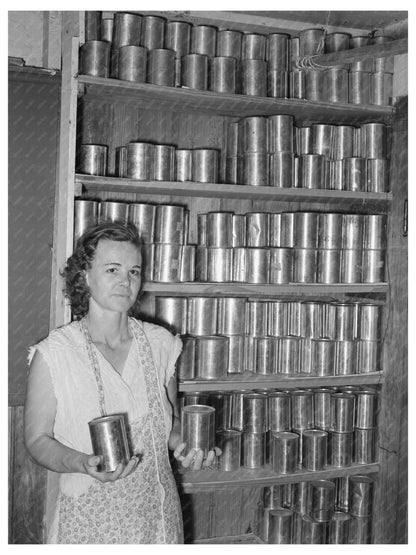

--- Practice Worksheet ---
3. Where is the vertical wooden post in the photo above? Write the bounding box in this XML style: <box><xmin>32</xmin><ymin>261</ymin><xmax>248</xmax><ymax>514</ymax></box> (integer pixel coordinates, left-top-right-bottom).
<box><xmin>49</xmin><ymin>12</ymin><xmax>80</xmax><ymax>329</ymax></box>
<box><xmin>372</xmin><ymin>97</ymin><xmax>408</xmax><ymax>543</ymax></box>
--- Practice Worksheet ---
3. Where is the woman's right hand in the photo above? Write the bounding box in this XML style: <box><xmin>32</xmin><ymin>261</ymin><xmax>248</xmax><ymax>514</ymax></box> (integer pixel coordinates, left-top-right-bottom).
<box><xmin>82</xmin><ymin>455</ymin><xmax>139</xmax><ymax>483</ymax></box>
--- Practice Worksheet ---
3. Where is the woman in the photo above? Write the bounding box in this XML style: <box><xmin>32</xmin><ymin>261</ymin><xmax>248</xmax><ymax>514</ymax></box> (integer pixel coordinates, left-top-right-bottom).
<box><xmin>24</xmin><ymin>222</ymin><xmax>216</xmax><ymax>544</ymax></box>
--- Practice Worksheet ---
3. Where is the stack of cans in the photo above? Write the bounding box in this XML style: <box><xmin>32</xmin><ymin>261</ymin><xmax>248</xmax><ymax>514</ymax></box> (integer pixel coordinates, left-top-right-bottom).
<box><xmin>253</xmin><ymin>474</ymin><xmax>375</xmax><ymax>543</ymax></box>
<box><xmin>74</xmin><ymin>200</ymin><xmax>195</xmax><ymax>282</ymax></box>
<box><xmin>195</xmin><ymin>210</ymin><xmax>387</xmax><ymax>284</ymax></box>
<box><xmin>178</xmin><ymin>386</ymin><xmax>379</xmax><ymax>471</ymax></box>
<box><xmin>79</xmin><ymin>13</ymin><xmax>395</xmax><ymax>105</ymax></box>
<box><xmin>113</xmin><ymin>141</ymin><xmax>220</xmax><ymax>184</ymax></box>
<box><xmin>154</xmin><ymin>296</ymin><xmax>383</xmax><ymax>377</ymax></box>
<box><xmin>224</xmin><ymin>118</ymin><xmax>389</xmax><ymax>191</ymax></box>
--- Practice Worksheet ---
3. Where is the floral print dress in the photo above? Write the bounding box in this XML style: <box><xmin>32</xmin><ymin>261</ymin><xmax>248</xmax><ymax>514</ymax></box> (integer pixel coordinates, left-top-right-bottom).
<box><xmin>28</xmin><ymin>318</ymin><xmax>183</xmax><ymax>544</ymax></box>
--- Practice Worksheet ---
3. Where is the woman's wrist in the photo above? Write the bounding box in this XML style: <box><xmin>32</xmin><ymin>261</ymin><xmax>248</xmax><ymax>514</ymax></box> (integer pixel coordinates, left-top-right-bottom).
<box><xmin>168</xmin><ymin>431</ymin><xmax>182</xmax><ymax>451</ymax></box>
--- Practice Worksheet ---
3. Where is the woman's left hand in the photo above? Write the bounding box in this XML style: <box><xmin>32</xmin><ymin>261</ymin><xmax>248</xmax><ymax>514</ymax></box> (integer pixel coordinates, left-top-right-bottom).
<box><xmin>173</xmin><ymin>442</ymin><xmax>221</xmax><ymax>470</ymax></box>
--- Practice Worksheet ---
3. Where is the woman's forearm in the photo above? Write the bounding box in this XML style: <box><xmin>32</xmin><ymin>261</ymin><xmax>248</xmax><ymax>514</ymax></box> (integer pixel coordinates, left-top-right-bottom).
<box><xmin>168</xmin><ymin>416</ymin><xmax>182</xmax><ymax>451</ymax></box>
<box><xmin>26</xmin><ymin>433</ymin><xmax>89</xmax><ymax>474</ymax></box>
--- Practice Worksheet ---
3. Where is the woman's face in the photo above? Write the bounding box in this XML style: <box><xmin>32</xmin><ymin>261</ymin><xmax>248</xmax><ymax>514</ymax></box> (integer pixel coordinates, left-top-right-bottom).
<box><xmin>85</xmin><ymin>239</ymin><xmax>142</xmax><ymax>315</ymax></box>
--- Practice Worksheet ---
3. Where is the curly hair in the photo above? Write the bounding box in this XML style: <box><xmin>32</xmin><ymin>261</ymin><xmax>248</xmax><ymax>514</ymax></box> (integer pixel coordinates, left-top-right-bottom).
<box><xmin>62</xmin><ymin>221</ymin><xmax>143</xmax><ymax>319</ymax></box>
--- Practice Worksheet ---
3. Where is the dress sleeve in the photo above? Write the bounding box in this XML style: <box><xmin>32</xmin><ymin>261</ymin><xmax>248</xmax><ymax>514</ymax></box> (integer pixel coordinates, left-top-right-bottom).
<box><xmin>142</xmin><ymin>322</ymin><xmax>183</xmax><ymax>387</ymax></box>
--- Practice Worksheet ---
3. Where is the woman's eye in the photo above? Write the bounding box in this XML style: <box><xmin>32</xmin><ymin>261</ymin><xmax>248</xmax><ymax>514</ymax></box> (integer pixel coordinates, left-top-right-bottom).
<box><xmin>130</xmin><ymin>269</ymin><xmax>140</xmax><ymax>277</ymax></box>
<box><xmin>106</xmin><ymin>267</ymin><xmax>117</xmax><ymax>273</ymax></box>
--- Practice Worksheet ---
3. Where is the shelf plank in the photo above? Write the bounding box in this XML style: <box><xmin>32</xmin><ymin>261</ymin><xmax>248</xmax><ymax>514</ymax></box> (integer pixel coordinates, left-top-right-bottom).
<box><xmin>192</xmin><ymin>533</ymin><xmax>261</xmax><ymax>544</ymax></box>
<box><xmin>76</xmin><ymin>174</ymin><xmax>391</xmax><ymax>210</ymax></box>
<box><xmin>313</xmin><ymin>38</ymin><xmax>408</xmax><ymax>67</ymax></box>
<box><xmin>176</xmin><ymin>463</ymin><xmax>380</xmax><ymax>493</ymax></box>
<box><xmin>78</xmin><ymin>75</ymin><xmax>393</xmax><ymax>123</ymax></box>
<box><xmin>142</xmin><ymin>282</ymin><xmax>388</xmax><ymax>297</ymax></box>
<box><xmin>178</xmin><ymin>371</ymin><xmax>384</xmax><ymax>392</ymax></box>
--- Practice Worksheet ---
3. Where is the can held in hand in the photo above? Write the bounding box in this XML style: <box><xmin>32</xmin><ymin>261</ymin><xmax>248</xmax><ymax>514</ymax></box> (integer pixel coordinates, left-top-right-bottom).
<box><xmin>181</xmin><ymin>404</ymin><xmax>215</xmax><ymax>457</ymax></box>
<box><xmin>89</xmin><ymin>414</ymin><xmax>131</xmax><ymax>472</ymax></box>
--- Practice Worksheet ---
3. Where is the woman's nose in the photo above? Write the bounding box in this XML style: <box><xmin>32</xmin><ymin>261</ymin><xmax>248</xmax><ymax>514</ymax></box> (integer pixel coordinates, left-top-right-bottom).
<box><xmin>119</xmin><ymin>273</ymin><xmax>130</xmax><ymax>286</ymax></box>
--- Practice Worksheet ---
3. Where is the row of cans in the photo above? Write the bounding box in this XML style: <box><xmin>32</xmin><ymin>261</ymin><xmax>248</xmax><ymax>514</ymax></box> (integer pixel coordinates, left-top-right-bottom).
<box><xmin>181</xmin><ymin>388</ymin><xmax>378</xmax><ymax>434</ymax></box>
<box><xmin>225</xmin><ymin>152</ymin><xmax>388</xmax><ymax>190</ymax></box>
<box><xmin>80</xmin><ymin>38</ymin><xmax>393</xmax><ymax>104</ymax></box>
<box><xmin>194</xmin><ymin>246</ymin><xmax>385</xmax><ymax>284</ymax></box>
<box><xmin>80</xmin><ymin>39</ymin><xmax>392</xmax><ymax>105</ymax></box>
<box><xmin>77</xmin><ymin>143</ymin><xmax>220</xmax><ymax>184</ymax></box>
<box><xmin>74</xmin><ymin>200</ymin><xmax>188</xmax><ymax>244</ymax></box>
<box><xmin>227</xmin><ymin>119</ymin><xmax>388</xmax><ymax>160</ymax></box>
<box><xmin>197</xmin><ymin>212</ymin><xmax>387</xmax><ymax>249</ymax></box>
<box><xmin>156</xmin><ymin>297</ymin><xmax>382</xmax><ymax>339</ymax></box>
<box><xmin>86</xmin><ymin>12</ymin><xmax>393</xmax><ymax>68</ymax></box>
<box><xmin>254</xmin><ymin>475</ymin><xmax>374</xmax><ymax>543</ymax></box>
<box><xmin>177</xmin><ymin>334</ymin><xmax>381</xmax><ymax>376</ymax></box>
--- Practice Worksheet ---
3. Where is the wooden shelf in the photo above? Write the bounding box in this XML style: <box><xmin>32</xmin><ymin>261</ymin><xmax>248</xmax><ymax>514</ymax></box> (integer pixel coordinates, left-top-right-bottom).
<box><xmin>142</xmin><ymin>282</ymin><xmax>388</xmax><ymax>297</ymax></box>
<box><xmin>176</xmin><ymin>462</ymin><xmax>380</xmax><ymax>493</ymax></box>
<box><xmin>76</xmin><ymin>174</ymin><xmax>391</xmax><ymax>211</ymax></box>
<box><xmin>178</xmin><ymin>371</ymin><xmax>384</xmax><ymax>392</ymax></box>
<box><xmin>78</xmin><ymin>75</ymin><xmax>393</xmax><ymax>124</ymax></box>
<box><xmin>192</xmin><ymin>533</ymin><xmax>261</xmax><ymax>544</ymax></box>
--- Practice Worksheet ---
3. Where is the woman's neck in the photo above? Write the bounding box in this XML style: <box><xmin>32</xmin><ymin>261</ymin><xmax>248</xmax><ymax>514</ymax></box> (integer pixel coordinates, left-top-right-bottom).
<box><xmin>85</xmin><ymin>305</ymin><xmax>131</xmax><ymax>348</ymax></box>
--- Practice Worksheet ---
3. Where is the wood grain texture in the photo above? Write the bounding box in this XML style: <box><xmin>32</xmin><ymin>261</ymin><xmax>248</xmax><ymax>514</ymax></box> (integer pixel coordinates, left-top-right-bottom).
<box><xmin>372</xmin><ymin>96</ymin><xmax>407</xmax><ymax>543</ymax></box>
<box><xmin>9</xmin><ymin>406</ymin><xmax>47</xmax><ymax>544</ymax></box>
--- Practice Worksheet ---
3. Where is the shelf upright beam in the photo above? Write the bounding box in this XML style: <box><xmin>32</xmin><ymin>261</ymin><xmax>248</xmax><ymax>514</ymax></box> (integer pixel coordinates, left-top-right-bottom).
<box><xmin>49</xmin><ymin>13</ymin><xmax>80</xmax><ymax>329</ymax></box>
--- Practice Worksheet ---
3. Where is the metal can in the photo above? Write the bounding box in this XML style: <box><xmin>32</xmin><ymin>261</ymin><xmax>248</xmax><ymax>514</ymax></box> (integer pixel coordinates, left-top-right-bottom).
<box><xmin>126</xmin><ymin>142</ymin><xmax>155</xmax><ymax>180</ymax></box>
<box><xmin>267</xmin><ymin>70</ymin><xmax>289</xmax><ymax>98</ymax></box>
<box><xmin>226</xmin><ymin>335</ymin><xmax>245</xmax><ymax>373</ymax></box>
<box><xmin>147</xmin><ymin>48</ymin><xmax>175</xmax><ymax>86</ymax></box>
<box><xmin>77</xmin><ymin>144</ymin><xmax>108</xmax><ymax>176</ymax></box>
<box><xmin>217</xmin><ymin>297</ymin><xmax>246</xmax><ymax>335</ymax></box>
<box><xmin>371</xmin><ymin>72</ymin><xmax>393</xmax><ymax>106</ymax></box>
<box><xmin>242</xmin><ymin>33</ymin><xmax>266</xmax><ymax>60</ymax></box>
<box><xmin>154</xmin><ymin>205</ymin><xmax>184</xmax><ymax>244</ymax></box>
<box><xmin>267</xmin><ymin>33</ymin><xmax>289</xmax><ymax>70</ymax></box>
<box><xmin>216</xmin><ymin>429</ymin><xmax>241</xmax><ymax>471</ymax></box>
<box><xmin>329</xmin><ymin>431</ymin><xmax>353</xmax><ymax>468</ymax></box>
<box><xmin>289</xmin><ymin>69</ymin><xmax>306</xmax><ymax>99</ymax></box>
<box><xmin>153</xmin><ymin>243</ymin><xmax>181</xmax><ymax>282</ymax></box>
<box><xmin>331</xmin><ymin>392</ymin><xmax>355</xmax><ymax>433</ymax></box>
<box><xmin>194</xmin><ymin>336</ymin><xmax>229</xmax><ymax>379</ymax></box>
<box><xmin>187</xmin><ymin>297</ymin><xmax>217</xmax><ymax>335</ymax></box>
<box><xmin>349</xmin><ymin>71</ymin><xmax>371</xmax><ymax>104</ymax></box>
<box><xmin>181</xmin><ymin>53</ymin><xmax>209</xmax><ymax>90</ymax></box>
<box><xmin>191</xmin><ymin>24</ymin><xmax>217</xmax><ymax>57</ymax></box>
<box><xmin>192</xmin><ymin>149</ymin><xmax>219</xmax><ymax>183</ymax></box>
<box><xmin>357</xmin><ymin>339</ymin><xmax>380</xmax><ymax>373</ymax></box>
<box><xmin>181</xmin><ymin>404</ymin><xmax>215</xmax><ymax>457</ymax></box>
<box><xmin>155</xmin><ymin>296</ymin><xmax>187</xmax><ymax>334</ymax></box>
<box><xmin>245</xmin><ymin>248</ymin><xmax>270</xmax><ymax>283</ymax></box>
<box><xmin>153</xmin><ymin>145</ymin><xmax>175</xmax><ymax>181</ymax></box>
<box><xmin>299</xmin><ymin>28</ymin><xmax>324</xmax><ymax>56</ymax></box>
<box><xmin>299</xmin><ymin>155</ymin><xmax>325</xmax><ymax>189</ymax></box>
<box><xmin>294</xmin><ymin>249</ymin><xmax>317</xmax><ymax>283</ymax></box>
<box><xmin>328</xmin><ymin>511</ymin><xmax>351</xmax><ymax>544</ymax></box>
<box><xmin>324</xmin><ymin>67</ymin><xmax>348</xmax><ymax>104</ymax></box>
<box><xmin>291</xmin><ymin>390</ymin><xmax>314</xmax><ymax>430</ymax></box>
<box><xmin>269</xmin><ymin>248</ymin><xmax>294</xmax><ymax>284</ymax></box>
<box><xmin>360</xmin><ymin>123</ymin><xmax>387</xmax><ymax>159</ymax></box>
<box><xmin>99</xmin><ymin>201</ymin><xmax>128</xmax><ymax>224</ymax></box>
<box><xmin>268</xmin><ymin>392</ymin><xmax>291</xmax><ymax>432</ymax></box>
<box><xmin>301</xmin><ymin>514</ymin><xmax>328</xmax><ymax>544</ymax></box>
<box><xmin>242</xmin><ymin>432</ymin><xmax>266</xmax><ymax>468</ymax></box>
<box><xmin>175</xmin><ymin>149</ymin><xmax>193</xmax><ymax>182</ymax></box>
<box><xmin>308</xmin><ymin>479</ymin><xmax>335</xmax><ymax>522</ymax></box>
<box><xmin>241</xmin><ymin>116</ymin><xmax>268</xmax><ymax>153</ymax></box>
<box><xmin>246</xmin><ymin>212</ymin><xmax>269</xmax><ymax>247</ymax></box>
<box><xmin>118</xmin><ymin>45</ymin><xmax>147</xmax><ymax>82</ymax></box>
<box><xmin>74</xmin><ymin>200</ymin><xmax>98</xmax><ymax>242</ymax></box>
<box><xmin>141</xmin><ymin>15</ymin><xmax>165</xmax><ymax>50</ymax></box>
<box><xmin>243</xmin><ymin>393</ymin><xmax>267</xmax><ymax>433</ymax></box>
<box><xmin>313</xmin><ymin>388</ymin><xmax>333</xmax><ymax>431</ymax></box>
<box><xmin>349</xmin><ymin>515</ymin><xmax>372</xmax><ymax>544</ymax></box>
<box><xmin>270</xmin><ymin>153</ymin><xmax>294</xmax><ymax>188</ymax></box>
<box><xmin>88</xmin><ymin>414</ymin><xmax>130</xmax><ymax>472</ymax></box>
<box><xmin>325</xmin><ymin>32</ymin><xmax>351</xmax><ymax>52</ymax></box>
<box><xmin>354</xmin><ymin>428</ymin><xmax>377</xmax><ymax>464</ymax></box>
<box><xmin>305</xmin><ymin>69</ymin><xmax>325</xmax><ymax>101</ymax></box>
<box><xmin>240</xmin><ymin>59</ymin><xmax>267</xmax><ymax>96</ymax></box>
<box><xmin>362</xmin><ymin>250</ymin><xmax>386</xmax><ymax>283</ymax></box>
<box><xmin>349</xmin><ymin>475</ymin><xmax>374</xmax><ymax>517</ymax></box>
<box><xmin>336</xmin><ymin>340</ymin><xmax>358</xmax><ymax>375</ymax></box>
<box><xmin>277</xmin><ymin>337</ymin><xmax>301</xmax><ymax>375</ymax></box>
<box><xmin>217</xmin><ymin>29</ymin><xmax>242</xmax><ymax>59</ymax></box>
<box><xmin>165</xmin><ymin>21</ymin><xmax>191</xmax><ymax>58</ymax></box>
<box><xmin>302</xmin><ymin>430</ymin><xmax>328</xmax><ymax>471</ymax></box>
<box><xmin>176</xmin><ymin>335</ymin><xmax>196</xmax><ymax>380</ymax></box>
<box><xmin>317</xmin><ymin>249</ymin><xmax>341</xmax><ymax>284</ymax></box>
<box><xmin>80</xmin><ymin>40</ymin><xmax>110</xmax><ymax>77</ymax></box>
<box><xmin>271</xmin><ymin>432</ymin><xmax>299</xmax><ymax>474</ymax></box>
<box><xmin>355</xmin><ymin>390</ymin><xmax>378</xmax><ymax>429</ymax></box>
<box><xmin>268</xmin><ymin>508</ymin><xmax>293</xmax><ymax>544</ymax></box>
<box><xmin>367</xmin><ymin>158</ymin><xmax>389</xmax><ymax>192</ymax></box>
<box><xmin>210</xmin><ymin>57</ymin><xmax>236</xmax><ymax>93</ymax></box>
